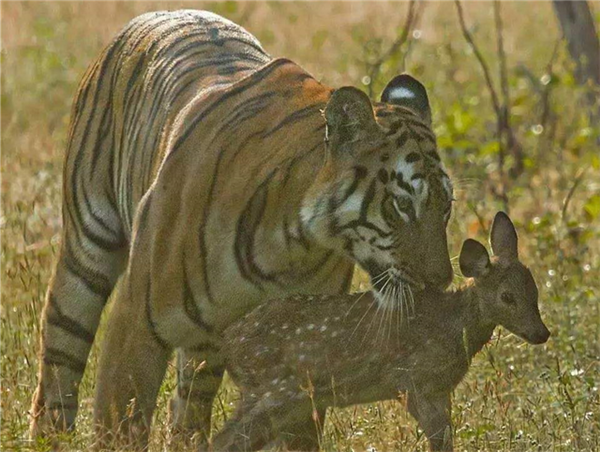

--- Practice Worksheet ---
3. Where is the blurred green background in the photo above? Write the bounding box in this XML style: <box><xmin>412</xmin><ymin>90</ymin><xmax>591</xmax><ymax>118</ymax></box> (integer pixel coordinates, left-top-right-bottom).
<box><xmin>2</xmin><ymin>2</ymin><xmax>599</xmax><ymax>451</ymax></box>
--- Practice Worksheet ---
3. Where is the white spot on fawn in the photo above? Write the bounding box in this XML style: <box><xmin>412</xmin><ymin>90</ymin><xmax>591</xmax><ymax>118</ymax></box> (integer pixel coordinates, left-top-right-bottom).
<box><xmin>320</xmin><ymin>325</ymin><xmax>327</xmax><ymax>332</ymax></box>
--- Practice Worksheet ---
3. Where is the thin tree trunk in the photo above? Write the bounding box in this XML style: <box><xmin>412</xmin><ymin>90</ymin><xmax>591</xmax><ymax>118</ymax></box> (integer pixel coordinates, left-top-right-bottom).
<box><xmin>553</xmin><ymin>0</ymin><xmax>599</xmax><ymax>140</ymax></box>
<box><xmin>553</xmin><ymin>0</ymin><xmax>600</xmax><ymax>87</ymax></box>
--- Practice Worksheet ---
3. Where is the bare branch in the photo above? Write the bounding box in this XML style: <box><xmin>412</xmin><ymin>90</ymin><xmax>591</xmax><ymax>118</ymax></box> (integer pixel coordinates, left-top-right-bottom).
<box><xmin>494</xmin><ymin>1</ymin><xmax>524</xmax><ymax>177</ymax></box>
<box><xmin>494</xmin><ymin>1</ymin><xmax>510</xmax><ymax>119</ymax></box>
<box><xmin>536</xmin><ymin>38</ymin><xmax>562</xmax><ymax>161</ymax></box>
<box><xmin>561</xmin><ymin>167</ymin><xmax>589</xmax><ymax>225</ymax></box>
<box><xmin>401</xmin><ymin>4</ymin><xmax>426</xmax><ymax>73</ymax></box>
<box><xmin>455</xmin><ymin>0</ymin><xmax>526</xmax><ymax>208</ymax></box>
<box><xmin>454</xmin><ymin>0</ymin><xmax>502</xmax><ymax>119</ymax></box>
<box><xmin>366</xmin><ymin>0</ymin><xmax>418</xmax><ymax>98</ymax></box>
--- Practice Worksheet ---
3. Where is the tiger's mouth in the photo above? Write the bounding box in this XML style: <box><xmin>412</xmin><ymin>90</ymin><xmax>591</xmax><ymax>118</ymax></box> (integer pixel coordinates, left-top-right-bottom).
<box><xmin>364</xmin><ymin>261</ymin><xmax>425</xmax><ymax>292</ymax></box>
<box><xmin>363</xmin><ymin>261</ymin><xmax>423</xmax><ymax>316</ymax></box>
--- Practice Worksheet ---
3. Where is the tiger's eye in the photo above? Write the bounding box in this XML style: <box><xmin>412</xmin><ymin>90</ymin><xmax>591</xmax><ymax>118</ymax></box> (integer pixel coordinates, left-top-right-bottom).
<box><xmin>378</xmin><ymin>169</ymin><xmax>389</xmax><ymax>184</ymax></box>
<box><xmin>501</xmin><ymin>292</ymin><xmax>516</xmax><ymax>305</ymax></box>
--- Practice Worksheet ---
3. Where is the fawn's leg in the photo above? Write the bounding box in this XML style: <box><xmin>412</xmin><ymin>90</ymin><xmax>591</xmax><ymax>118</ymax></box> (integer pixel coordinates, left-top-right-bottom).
<box><xmin>169</xmin><ymin>346</ymin><xmax>225</xmax><ymax>446</ymax></box>
<box><xmin>94</xmin><ymin>270</ymin><xmax>171</xmax><ymax>450</ymax></box>
<box><xmin>277</xmin><ymin>408</ymin><xmax>326</xmax><ymax>451</ymax></box>
<box><xmin>407</xmin><ymin>391</ymin><xmax>453</xmax><ymax>452</ymax></box>
<box><xmin>31</xmin><ymin>226</ymin><xmax>127</xmax><ymax>436</ymax></box>
<box><xmin>210</xmin><ymin>396</ymin><xmax>274</xmax><ymax>452</ymax></box>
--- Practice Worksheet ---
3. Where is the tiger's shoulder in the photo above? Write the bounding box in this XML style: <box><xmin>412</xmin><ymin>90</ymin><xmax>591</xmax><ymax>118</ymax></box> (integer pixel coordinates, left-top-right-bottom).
<box><xmin>165</xmin><ymin>57</ymin><xmax>331</xmax><ymax>164</ymax></box>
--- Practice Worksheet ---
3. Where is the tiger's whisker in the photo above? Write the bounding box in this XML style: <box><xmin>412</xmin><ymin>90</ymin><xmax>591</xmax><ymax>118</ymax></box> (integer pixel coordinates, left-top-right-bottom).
<box><xmin>364</xmin><ymin>276</ymin><xmax>392</xmax><ymax>347</ymax></box>
<box><xmin>350</xmin><ymin>274</ymin><xmax>392</xmax><ymax>343</ymax></box>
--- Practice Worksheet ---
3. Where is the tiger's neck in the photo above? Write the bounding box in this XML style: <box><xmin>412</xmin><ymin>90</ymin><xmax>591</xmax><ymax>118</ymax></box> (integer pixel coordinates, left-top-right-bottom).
<box><xmin>252</xmin><ymin>146</ymin><xmax>352</xmax><ymax>292</ymax></box>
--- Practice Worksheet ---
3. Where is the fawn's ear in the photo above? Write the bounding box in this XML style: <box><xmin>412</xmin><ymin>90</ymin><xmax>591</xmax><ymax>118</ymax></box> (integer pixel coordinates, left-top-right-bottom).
<box><xmin>380</xmin><ymin>74</ymin><xmax>431</xmax><ymax>125</ymax></box>
<box><xmin>459</xmin><ymin>239</ymin><xmax>490</xmax><ymax>278</ymax></box>
<box><xmin>490</xmin><ymin>211</ymin><xmax>518</xmax><ymax>260</ymax></box>
<box><xmin>325</xmin><ymin>87</ymin><xmax>379</xmax><ymax>156</ymax></box>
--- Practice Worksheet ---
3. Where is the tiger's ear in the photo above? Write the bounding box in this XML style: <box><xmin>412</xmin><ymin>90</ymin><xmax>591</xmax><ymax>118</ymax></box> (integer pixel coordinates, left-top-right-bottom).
<box><xmin>381</xmin><ymin>74</ymin><xmax>431</xmax><ymax>125</ymax></box>
<box><xmin>325</xmin><ymin>87</ymin><xmax>379</xmax><ymax>155</ymax></box>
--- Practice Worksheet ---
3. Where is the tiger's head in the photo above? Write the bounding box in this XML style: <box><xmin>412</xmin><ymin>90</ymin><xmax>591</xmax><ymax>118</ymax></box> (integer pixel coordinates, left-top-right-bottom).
<box><xmin>302</xmin><ymin>75</ymin><xmax>453</xmax><ymax>306</ymax></box>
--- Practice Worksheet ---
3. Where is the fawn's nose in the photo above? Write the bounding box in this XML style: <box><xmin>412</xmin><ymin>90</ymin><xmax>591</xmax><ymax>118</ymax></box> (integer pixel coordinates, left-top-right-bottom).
<box><xmin>530</xmin><ymin>326</ymin><xmax>551</xmax><ymax>344</ymax></box>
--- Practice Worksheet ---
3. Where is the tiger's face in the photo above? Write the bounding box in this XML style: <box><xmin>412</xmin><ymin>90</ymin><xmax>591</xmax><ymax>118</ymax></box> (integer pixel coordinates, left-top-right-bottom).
<box><xmin>302</xmin><ymin>75</ymin><xmax>453</xmax><ymax>307</ymax></box>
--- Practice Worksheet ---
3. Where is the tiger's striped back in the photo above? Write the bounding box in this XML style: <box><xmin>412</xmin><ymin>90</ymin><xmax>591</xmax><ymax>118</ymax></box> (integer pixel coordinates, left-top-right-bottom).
<box><xmin>66</xmin><ymin>10</ymin><xmax>271</xmax><ymax>242</ymax></box>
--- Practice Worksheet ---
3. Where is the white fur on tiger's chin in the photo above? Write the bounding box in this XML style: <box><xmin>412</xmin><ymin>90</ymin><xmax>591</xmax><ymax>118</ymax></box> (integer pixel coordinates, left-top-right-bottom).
<box><xmin>373</xmin><ymin>285</ymin><xmax>409</xmax><ymax>314</ymax></box>
<box><xmin>372</xmin><ymin>279</ymin><xmax>417</xmax><ymax>322</ymax></box>
<box><xmin>373</xmin><ymin>288</ymin><xmax>395</xmax><ymax>310</ymax></box>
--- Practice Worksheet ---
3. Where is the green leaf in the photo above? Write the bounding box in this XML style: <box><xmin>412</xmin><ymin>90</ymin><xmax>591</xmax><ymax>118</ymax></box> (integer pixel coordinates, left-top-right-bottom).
<box><xmin>480</xmin><ymin>141</ymin><xmax>500</xmax><ymax>156</ymax></box>
<box><xmin>583</xmin><ymin>194</ymin><xmax>600</xmax><ymax>221</ymax></box>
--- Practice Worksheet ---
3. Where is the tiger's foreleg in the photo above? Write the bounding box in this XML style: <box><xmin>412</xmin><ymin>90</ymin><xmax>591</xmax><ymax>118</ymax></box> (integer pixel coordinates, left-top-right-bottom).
<box><xmin>169</xmin><ymin>347</ymin><xmax>225</xmax><ymax>447</ymax></box>
<box><xmin>94</xmin><ymin>271</ymin><xmax>172</xmax><ymax>450</ymax></box>
<box><xmin>31</xmin><ymin>227</ymin><xmax>127</xmax><ymax>437</ymax></box>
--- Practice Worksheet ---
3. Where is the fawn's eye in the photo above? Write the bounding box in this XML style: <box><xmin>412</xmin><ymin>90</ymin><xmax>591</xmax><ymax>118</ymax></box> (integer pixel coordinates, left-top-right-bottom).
<box><xmin>501</xmin><ymin>292</ymin><xmax>516</xmax><ymax>305</ymax></box>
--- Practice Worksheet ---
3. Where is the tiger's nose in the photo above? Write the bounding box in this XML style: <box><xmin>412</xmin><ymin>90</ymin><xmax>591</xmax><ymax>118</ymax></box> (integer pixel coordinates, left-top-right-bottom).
<box><xmin>428</xmin><ymin>264</ymin><xmax>453</xmax><ymax>289</ymax></box>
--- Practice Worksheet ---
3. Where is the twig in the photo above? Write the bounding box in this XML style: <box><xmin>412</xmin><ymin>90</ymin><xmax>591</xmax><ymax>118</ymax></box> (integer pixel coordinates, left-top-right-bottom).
<box><xmin>467</xmin><ymin>200</ymin><xmax>490</xmax><ymax>237</ymax></box>
<box><xmin>495</xmin><ymin>1</ymin><xmax>510</xmax><ymax>119</ymax></box>
<box><xmin>494</xmin><ymin>1</ymin><xmax>524</xmax><ymax>177</ymax></box>
<box><xmin>366</xmin><ymin>0</ymin><xmax>418</xmax><ymax>98</ymax></box>
<box><xmin>401</xmin><ymin>4</ymin><xmax>425</xmax><ymax>73</ymax></box>
<box><xmin>535</xmin><ymin>38</ymin><xmax>561</xmax><ymax>198</ymax></box>
<box><xmin>454</xmin><ymin>0</ymin><xmax>502</xmax><ymax>119</ymax></box>
<box><xmin>561</xmin><ymin>167</ymin><xmax>588</xmax><ymax>225</ymax></box>
<box><xmin>539</xmin><ymin>39</ymin><xmax>562</xmax><ymax>142</ymax></box>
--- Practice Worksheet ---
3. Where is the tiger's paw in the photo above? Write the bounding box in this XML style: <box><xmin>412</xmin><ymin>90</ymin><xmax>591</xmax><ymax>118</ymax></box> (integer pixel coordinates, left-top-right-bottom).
<box><xmin>30</xmin><ymin>388</ymin><xmax>77</xmax><ymax>439</ymax></box>
<box><xmin>168</xmin><ymin>396</ymin><xmax>210</xmax><ymax>450</ymax></box>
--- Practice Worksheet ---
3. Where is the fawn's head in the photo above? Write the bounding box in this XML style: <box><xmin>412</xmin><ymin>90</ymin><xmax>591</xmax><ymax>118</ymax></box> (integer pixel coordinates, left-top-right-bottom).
<box><xmin>459</xmin><ymin>212</ymin><xmax>550</xmax><ymax>345</ymax></box>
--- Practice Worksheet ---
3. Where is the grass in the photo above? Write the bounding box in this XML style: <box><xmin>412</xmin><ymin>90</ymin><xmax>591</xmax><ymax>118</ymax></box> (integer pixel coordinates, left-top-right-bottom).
<box><xmin>1</xmin><ymin>1</ymin><xmax>599</xmax><ymax>451</ymax></box>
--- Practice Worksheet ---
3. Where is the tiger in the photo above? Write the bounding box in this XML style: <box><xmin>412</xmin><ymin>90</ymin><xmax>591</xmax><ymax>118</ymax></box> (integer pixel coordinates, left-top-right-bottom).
<box><xmin>30</xmin><ymin>9</ymin><xmax>454</xmax><ymax>449</ymax></box>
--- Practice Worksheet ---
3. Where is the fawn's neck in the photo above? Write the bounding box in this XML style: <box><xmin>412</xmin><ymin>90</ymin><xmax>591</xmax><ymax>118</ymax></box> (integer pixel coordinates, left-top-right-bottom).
<box><xmin>453</xmin><ymin>284</ymin><xmax>496</xmax><ymax>359</ymax></box>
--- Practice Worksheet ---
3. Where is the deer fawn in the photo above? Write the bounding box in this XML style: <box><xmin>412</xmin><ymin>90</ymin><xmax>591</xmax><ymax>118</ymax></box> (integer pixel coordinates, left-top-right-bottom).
<box><xmin>211</xmin><ymin>212</ymin><xmax>550</xmax><ymax>451</ymax></box>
